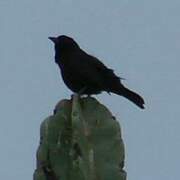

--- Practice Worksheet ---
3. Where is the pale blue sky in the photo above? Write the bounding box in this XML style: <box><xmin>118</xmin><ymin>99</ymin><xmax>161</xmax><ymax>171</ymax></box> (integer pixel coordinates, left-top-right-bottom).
<box><xmin>0</xmin><ymin>1</ymin><xmax>179</xmax><ymax>180</ymax></box>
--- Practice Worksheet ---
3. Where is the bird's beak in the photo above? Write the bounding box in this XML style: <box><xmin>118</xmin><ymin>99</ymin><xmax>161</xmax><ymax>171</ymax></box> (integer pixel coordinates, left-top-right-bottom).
<box><xmin>48</xmin><ymin>37</ymin><xmax>58</xmax><ymax>43</ymax></box>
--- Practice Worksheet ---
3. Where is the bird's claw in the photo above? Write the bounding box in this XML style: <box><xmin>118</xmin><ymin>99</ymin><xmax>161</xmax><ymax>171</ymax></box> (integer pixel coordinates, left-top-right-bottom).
<box><xmin>78</xmin><ymin>87</ymin><xmax>87</xmax><ymax>95</ymax></box>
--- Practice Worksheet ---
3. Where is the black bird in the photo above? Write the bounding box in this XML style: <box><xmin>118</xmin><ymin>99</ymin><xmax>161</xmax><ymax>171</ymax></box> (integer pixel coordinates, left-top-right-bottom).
<box><xmin>49</xmin><ymin>35</ymin><xmax>145</xmax><ymax>109</ymax></box>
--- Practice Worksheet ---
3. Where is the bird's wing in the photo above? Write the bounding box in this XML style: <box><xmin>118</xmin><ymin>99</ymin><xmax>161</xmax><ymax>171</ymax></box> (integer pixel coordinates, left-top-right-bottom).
<box><xmin>71</xmin><ymin>50</ymin><xmax>121</xmax><ymax>88</ymax></box>
<box><xmin>87</xmin><ymin>53</ymin><xmax>121</xmax><ymax>80</ymax></box>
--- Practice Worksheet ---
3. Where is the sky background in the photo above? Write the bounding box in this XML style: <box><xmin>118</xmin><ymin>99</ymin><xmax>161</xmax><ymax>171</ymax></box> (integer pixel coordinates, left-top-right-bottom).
<box><xmin>0</xmin><ymin>0</ymin><xmax>179</xmax><ymax>180</ymax></box>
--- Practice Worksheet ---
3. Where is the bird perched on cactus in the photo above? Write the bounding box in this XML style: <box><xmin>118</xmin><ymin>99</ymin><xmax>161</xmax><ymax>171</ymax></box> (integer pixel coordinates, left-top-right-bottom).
<box><xmin>49</xmin><ymin>35</ymin><xmax>145</xmax><ymax>109</ymax></box>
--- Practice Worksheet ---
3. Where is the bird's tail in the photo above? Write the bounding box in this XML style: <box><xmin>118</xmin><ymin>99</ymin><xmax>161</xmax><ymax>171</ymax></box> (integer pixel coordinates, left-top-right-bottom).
<box><xmin>112</xmin><ymin>85</ymin><xmax>145</xmax><ymax>109</ymax></box>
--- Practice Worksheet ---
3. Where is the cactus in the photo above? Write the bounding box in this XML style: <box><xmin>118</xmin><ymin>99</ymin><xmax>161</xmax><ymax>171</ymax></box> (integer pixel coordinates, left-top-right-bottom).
<box><xmin>34</xmin><ymin>96</ymin><xmax>126</xmax><ymax>180</ymax></box>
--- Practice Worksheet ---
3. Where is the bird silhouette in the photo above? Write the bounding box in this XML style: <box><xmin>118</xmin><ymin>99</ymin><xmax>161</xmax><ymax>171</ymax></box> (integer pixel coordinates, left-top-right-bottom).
<box><xmin>49</xmin><ymin>35</ymin><xmax>145</xmax><ymax>109</ymax></box>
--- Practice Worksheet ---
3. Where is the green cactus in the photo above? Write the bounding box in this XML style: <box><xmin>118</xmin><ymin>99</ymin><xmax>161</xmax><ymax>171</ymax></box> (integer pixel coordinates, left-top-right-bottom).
<box><xmin>34</xmin><ymin>96</ymin><xmax>126</xmax><ymax>180</ymax></box>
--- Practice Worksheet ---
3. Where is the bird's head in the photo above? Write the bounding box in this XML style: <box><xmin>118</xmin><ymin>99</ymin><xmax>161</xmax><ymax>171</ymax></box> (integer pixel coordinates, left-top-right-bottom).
<box><xmin>48</xmin><ymin>35</ymin><xmax>80</xmax><ymax>53</ymax></box>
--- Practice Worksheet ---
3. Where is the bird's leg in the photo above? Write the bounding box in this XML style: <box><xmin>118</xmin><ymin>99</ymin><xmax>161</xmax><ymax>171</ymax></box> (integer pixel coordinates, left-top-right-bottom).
<box><xmin>78</xmin><ymin>87</ymin><xmax>87</xmax><ymax>95</ymax></box>
<box><xmin>71</xmin><ymin>87</ymin><xmax>87</xmax><ymax>100</ymax></box>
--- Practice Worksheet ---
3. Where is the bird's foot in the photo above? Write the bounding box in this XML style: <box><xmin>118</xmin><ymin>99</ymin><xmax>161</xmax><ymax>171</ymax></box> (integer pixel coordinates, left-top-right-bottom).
<box><xmin>71</xmin><ymin>87</ymin><xmax>89</xmax><ymax>100</ymax></box>
<box><xmin>78</xmin><ymin>87</ymin><xmax>87</xmax><ymax>95</ymax></box>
